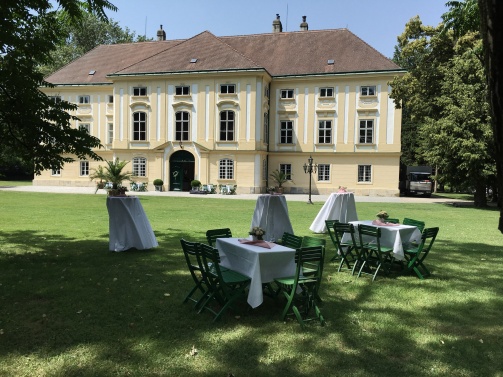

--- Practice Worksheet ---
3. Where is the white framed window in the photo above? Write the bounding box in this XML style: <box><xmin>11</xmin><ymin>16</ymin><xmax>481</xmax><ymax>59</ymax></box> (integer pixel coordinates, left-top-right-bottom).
<box><xmin>175</xmin><ymin>111</ymin><xmax>190</xmax><ymax>141</ymax></box>
<box><xmin>279</xmin><ymin>163</ymin><xmax>292</xmax><ymax>180</ymax></box>
<box><xmin>358</xmin><ymin>165</ymin><xmax>372</xmax><ymax>183</ymax></box>
<box><xmin>133</xmin><ymin>87</ymin><xmax>147</xmax><ymax>96</ymax></box>
<box><xmin>49</xmin><ymin>96</ymin><xmax>61</xmax><ymax>104</ymax></box>
<box><xmin>132</xmin><ymin>157</ymin><xmax>147</xmax><ymax>177</ymax></box>
<box><xmin>220</xmin><ymin>84</ymin><xmax>236</xmax><ymax>94</ymax></box>
<box><xmin>79</xmin><ymin>123</ymin><xmax>90</xmax><ymax>134</ymax></box>
<box><xmin>263</xmin><ymin>113</ymin><xmax>269</xmax><ymax>143</ymax></box>
<box><xmin>219</xmin><ymin>158</ymin><xmax>234</xmax><ymax>179</ymax></box>
<box><xmin>80</xmin><ymin>161</ymin><xmax>89</xmax><ymax>176</ymax></box>
<box><xmin>175</xmin><ymin>86</ymin><xmax>190</xmax><ymax>95</ymax></box>
<box><xmin>107</xmin><ymin>123</ymin><xmax>113</xmax><ymax>144</ymax></box>
<box><xmin>107</xmin><ymin>95</ymin><xmax>114</xmax><ymax>103</ymax></box>
<box><xmin>51</xmin><ymin>168</ymin><xmax>61</xmax><ymax>176</ymax></box>
<box><xmin>361</xmin><ymin>86</ymin><xmax>376</xmax><ymax>96</ymax></box>
<box><xmin>280</xmin><ymin>89</ymin><xmax>294</xmax><ymax>99</ymax></box>
<box><xmin>320</xmin><ymin>87</ymin><xmax>334</xmax><ymax>97</ymax></box>
<box><xmin>359</xmin><ymin>119</ymin><xmax>374</xmax><ymax>144</ymax></box>
<box><xmin>318</xmin><ymin>120</ymin><xmax>332</xmax><ymax>144</ymax></box>
<box><xmin>318</xmin><ymin>164</ymin><xmax>330</xmax><ymax>181</ymax></box>
<box><xmin>78</xmin><ymin>95</ymin><xmax>90</xmax><ymax>104</ymax></box>
<box><xmin>219</xmin><ymin>110</ymin><xmax>235</xmax><ymax>141</ymax></box>
<box><xmin>280</xmin><ymin>120</ymin><xmax>293</xmax><ymax>144</ymax></box>
<box><xmin>133</xmin><ymin>111</ymin><xmax>147</xmax><ymax>141</ymax></box>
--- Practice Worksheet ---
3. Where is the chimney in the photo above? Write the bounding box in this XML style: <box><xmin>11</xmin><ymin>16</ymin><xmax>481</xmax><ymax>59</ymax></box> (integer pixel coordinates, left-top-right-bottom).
<box><xmin>157</xmin><ymin>25</ymin><xmax>166</xmax><ymax>41</ymax></box>
<box><xmin>300</xmin><ymin>16</ymin><xmax>308</xmax><ymax>31</ymax></box>
<box><xmin>272</xmin><ymin>14</ymin><xmax>283</xmax><ymax>33</ymax></box>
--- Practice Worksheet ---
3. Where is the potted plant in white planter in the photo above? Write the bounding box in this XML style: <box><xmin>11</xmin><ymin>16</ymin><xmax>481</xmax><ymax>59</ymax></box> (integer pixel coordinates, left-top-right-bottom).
<box><xmin>153</xmin><ymin>179</ymin><xmax>164</xmax><ymax>192</ymax></box>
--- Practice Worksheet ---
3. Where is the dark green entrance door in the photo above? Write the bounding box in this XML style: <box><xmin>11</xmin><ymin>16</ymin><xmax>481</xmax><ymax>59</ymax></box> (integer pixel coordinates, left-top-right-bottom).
<box><xmin>169</xmin><ymin>151</ymin><xmax>195</xmax><ymax>191</ymax></box>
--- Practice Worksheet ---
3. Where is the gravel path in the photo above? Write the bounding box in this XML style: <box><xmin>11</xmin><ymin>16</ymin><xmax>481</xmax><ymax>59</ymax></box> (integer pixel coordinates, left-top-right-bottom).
<box><xmin>0</xmin><ymin>184</ymin><xmax>472</xmax><ymax>205</ymax></box>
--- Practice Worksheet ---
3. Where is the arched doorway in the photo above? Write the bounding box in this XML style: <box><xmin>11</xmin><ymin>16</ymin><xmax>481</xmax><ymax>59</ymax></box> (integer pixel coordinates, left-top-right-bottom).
<box><xmin>169</xmin><ymin>150</ymin><xmax>195</xmax><ymax>191</ymax></box>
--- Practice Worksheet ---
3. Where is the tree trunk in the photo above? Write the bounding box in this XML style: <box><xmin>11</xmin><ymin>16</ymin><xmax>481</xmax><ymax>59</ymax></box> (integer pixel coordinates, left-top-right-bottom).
<box><xmin>479</xmin><ymin>0</ymin><xmax>503</xmax><ymax>233</ymax></box>
<box><xmin>474</xmin><ymin>182</ymin><xmax>488</xmax><ymax>208</ymax></box>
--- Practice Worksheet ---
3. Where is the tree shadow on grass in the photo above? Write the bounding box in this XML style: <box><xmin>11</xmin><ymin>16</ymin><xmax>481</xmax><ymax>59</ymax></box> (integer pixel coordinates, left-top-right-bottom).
<box><xmin>0</xmin><ymin>229</ymin><xmax>502</xmax><ymax>376</ymax></box>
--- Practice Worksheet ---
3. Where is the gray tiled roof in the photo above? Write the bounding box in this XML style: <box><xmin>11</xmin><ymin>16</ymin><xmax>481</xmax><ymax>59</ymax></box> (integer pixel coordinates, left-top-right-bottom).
<box><xmin>45</xmin><ymin>29</ymin><xmax>401</xmax><ymax>85</ymax></box>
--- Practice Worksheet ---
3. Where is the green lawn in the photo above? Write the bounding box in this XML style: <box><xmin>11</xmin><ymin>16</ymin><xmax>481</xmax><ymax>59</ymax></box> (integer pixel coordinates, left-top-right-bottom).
<box><xmin>0</xmin><ymin>180</ymin><xmax>32</xmax><ymax>187</ymax></box>
<box><xmin>0</xmin><ymin>191</ymin><xmax>501</xmax><ymax>376</ymax></box>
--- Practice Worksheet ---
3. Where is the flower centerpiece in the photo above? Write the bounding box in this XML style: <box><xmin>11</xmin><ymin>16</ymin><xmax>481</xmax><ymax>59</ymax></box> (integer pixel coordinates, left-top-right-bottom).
<box><xmin>338</xmin><ymin>186</ymin><xmax>347</xmax><ymax>193</ymax></box>
<box><xmin>249</xmin><ymin>226</ymin><xmax>266</xmax><ymax>241</ymax></box>
<box><xmin>375</xmin><ymin>210</ymin><xmax>389</xmax><ymax>223</ymax></box>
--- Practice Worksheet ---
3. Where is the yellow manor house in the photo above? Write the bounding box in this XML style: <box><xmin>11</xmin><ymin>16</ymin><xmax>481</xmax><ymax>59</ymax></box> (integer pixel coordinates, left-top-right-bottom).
<box><xmin>37</xmin><ymin>15</ymin><xmax>404</xmax><ymax>196</ymax></box>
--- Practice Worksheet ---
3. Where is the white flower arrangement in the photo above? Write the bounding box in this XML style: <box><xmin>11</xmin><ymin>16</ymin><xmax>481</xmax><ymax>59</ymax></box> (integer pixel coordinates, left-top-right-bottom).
<box><xmin>249</xmin><ymin>226</ymin><xmax>266</xmax><ymax>237</ymax></box>
<box><xmin>376</xmin><ymin>210</ymin><xmax>389</xmax><ymax>220</ymax></box>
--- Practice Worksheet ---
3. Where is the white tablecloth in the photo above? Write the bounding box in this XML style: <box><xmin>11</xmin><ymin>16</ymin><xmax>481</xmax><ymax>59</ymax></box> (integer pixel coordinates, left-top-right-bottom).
<box><xmin>106</xmin><ymin>196</ymin><xmax>158</xmax><ymax>252</ymax></box>
<box><xmin>342</xmin><ymin>220</ymin><xmax>421</xmax><ymax>261</ymax></box>
<box><xmin>309</xmin><ymin>192</ymin><xmax>358</xmax><ymax>233</ymax></box>
<box><xmin>216</xmin><ymin>238</ymin><xmax>296</xmax><ymax>308</ymax></box>
<box><xmin>251</xmin><ymin>194</ymin><xmax>294</xmax><ymax>242</ymax></box>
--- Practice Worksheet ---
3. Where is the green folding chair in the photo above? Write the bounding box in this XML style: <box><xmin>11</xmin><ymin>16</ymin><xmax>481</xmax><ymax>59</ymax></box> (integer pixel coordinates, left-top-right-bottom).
<box><xmin>403</xmin><ymin>227</ymin><xmax>439</xmax><ymax>279</ymax></box>
<box><xmin>357</xmin><ymin>224</ymin><xmax>394</xmax><ymax>282</ymax></box>
<box><xmin>274</xmin><ymin>245</ymin><xmax>326</xmax><ymax>328</ymax></box>
<box><xmin>325</xmin><ymin>219</ymin><xmax>340</xmax><ymax>262</ymax></box>
<box><xmin>332</xmin><ymin>222</ymin><xmax>360</xmax><ymax>273</ymax></box>
<box><xmin>206</xmin><ymin>228</ymin><xmax>232</xmax><ymax>246</ymax></box>
<box><xmin>403</xmin><ymin>218</ymin><xmax>426</xmax><ymax>233</ymax></box>
<box><xmin>180</xmin><ymin>239</ymin><xmax>210</xmax><ymax>310</ymax></box>
<box><xmin>386</xmin><ymin>218</ymin><xmax>400</xmax><ymax>224</ymax></box>
<box><xmin>198</xmin><ymin>243</ymin><xmax>251</xmax><ymax>322</ymax></box>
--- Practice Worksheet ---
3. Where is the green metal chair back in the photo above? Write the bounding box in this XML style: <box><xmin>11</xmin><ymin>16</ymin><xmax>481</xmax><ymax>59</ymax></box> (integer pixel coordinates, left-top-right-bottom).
<box><xmin>404</xmin><ymin>227</ymin><xmax>439</xmax><ymax>279</ymax></box>
<box><xmin>386</xmin><ymin>218</ymin><xmax>400</xmax><ymax>224</ymax></box>
<box><xmin>274</xmin><ymin>245</ymin><xmax>326</xmax><ymax>328</ymax></box>
<box><xmin>280</xmin><ymin>232</ymin><xmax>303</xmax><ymax>249</ymax></box>
<box><xmin>301</xmin><ymin>236</ymin><xmax>326</xmax><ymax>247</ymax></box>
<box><xmin>403</xmin><ymin>218</ymin><xmax>426</xmax><ymax>233</ymax></box>
<box><xmin>206</xmin><ymin>228</ymin><xmax>232</xmax><ymax>246</ymax></box>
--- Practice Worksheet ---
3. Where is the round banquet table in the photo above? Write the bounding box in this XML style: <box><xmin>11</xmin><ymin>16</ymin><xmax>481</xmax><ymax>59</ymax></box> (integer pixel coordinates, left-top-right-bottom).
<box><xmin>106</xmin><ymin>196</ymin><xmax>158</xmax><ymax>252</ymax></box>
<box><xmin>250</xmin><ymin>194</ymin><xmax>294</xmax><ymax>242</ymax></box>
<box><xmin>309</xmin><ymin>192</ymin><xmax>358</xmax><ymax>233</ymax></box>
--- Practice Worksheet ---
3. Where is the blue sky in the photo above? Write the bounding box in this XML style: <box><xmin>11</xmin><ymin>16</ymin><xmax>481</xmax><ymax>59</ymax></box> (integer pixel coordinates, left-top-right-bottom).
<box><xmin>106</xmin><ymin>0</ymin><xmax>449</xmax><ymax>58</ymax></box>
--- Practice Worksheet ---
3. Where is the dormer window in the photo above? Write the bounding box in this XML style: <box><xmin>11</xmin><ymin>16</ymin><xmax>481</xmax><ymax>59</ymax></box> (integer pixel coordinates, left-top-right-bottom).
<box><xmin>220</xmin><ymin>84</ymin><xmax>236</xmax><ymax>94</ymax></box>
<box><xmin>133</xmin><ymin>87</ymin><xmax>147</xmax><ymax>96</ymax></box>
<box><xmin>280</xmin><ymin>89</ymin><xmax>294</xmax><ymax>99</ymax></box>
<box><xmin>175</xmin><ymin>86</ymin><xmax>190</xmax><ymax>95</ymax></box>
<box><xmin>361</xmin><ymin>86</ymin><xmax>376</xmax><ymax>96</ymax></box>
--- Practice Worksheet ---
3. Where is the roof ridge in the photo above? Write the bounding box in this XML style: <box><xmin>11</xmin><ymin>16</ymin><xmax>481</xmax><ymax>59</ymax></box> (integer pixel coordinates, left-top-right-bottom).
<box><xmin>219</xmin><ymin>28</ymin><xmax>350</xmax><ymax>39</ymax></box>
<box><xmin>208</xmin><ymin>32</ymin><xmax>262</xmax><ymax>69</ymax></box>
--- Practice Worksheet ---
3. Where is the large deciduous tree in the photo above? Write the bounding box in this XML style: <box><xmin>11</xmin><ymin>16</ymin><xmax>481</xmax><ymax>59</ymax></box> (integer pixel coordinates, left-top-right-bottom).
<box><xmin>40</xmin><ymin>11</ymin><xmax>139</xmax><ymax>77</ymax></box>
<box><xmin>478</xmin><ymin>0</ymin><xmax>503</xmax><ymax>233</ymax></box>
<box><xmin>0</xmin><ymin>0</ymin><xmax>116</xmax><ymax>175</ymax></box>
<box><xmin>389</xmin><ymin>6</ymin><xmax>495</xmax><ymax>207</ymax></box>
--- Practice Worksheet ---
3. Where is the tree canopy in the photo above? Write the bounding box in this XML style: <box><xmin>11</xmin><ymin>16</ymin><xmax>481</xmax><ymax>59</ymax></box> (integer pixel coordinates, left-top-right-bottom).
<box><xmin>0</xmin><ymin>0</ymin><xmax>117</xmax><ymax>175</ymax></box>
<box><xmin>40</xmin><ymin>10</ymin><xmax>147</xmax><ymax>77</ymax></box>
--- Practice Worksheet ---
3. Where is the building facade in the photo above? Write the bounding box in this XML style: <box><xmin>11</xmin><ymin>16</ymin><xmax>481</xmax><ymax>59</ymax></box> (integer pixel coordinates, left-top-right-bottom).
<box><xmin>37</xmin><ymin>16</ymin><xmax>404</xmax><ymax>196</ymax></box>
